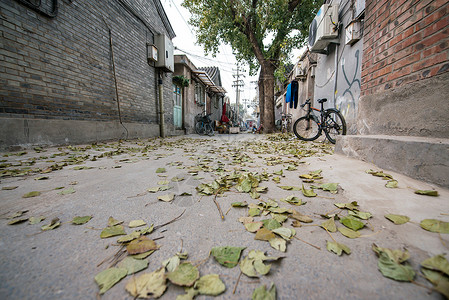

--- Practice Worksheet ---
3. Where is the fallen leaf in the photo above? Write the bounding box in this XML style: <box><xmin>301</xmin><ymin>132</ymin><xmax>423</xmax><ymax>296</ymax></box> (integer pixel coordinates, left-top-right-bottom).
<box><xmin>130</xmin><ymin>250</ymin><xmax>156</xmax><ymax>260</ymax></box>
<box><xmin>100</xmin><ymin>225</ymin><xmax>126</xmax><ymax>238</ymax></box>
<box><xmin>334</xmin><ymin>201</ymin><xmax>358</xmax><ymax>210</ymax></box>
<box><xmin>372</xmin><ymin>244</ymin><xmax>410</xmax><ymax>264</ymax></box>
<box><xmin>29</xmin><ymin>216</ymin><xmax>45</xmax><ymax>224</ymax></box>
<box><xmin>290</xmin><ymin>210</ymin><xmax>313</xmax><ymax>223</ymax></box>
<box><xmin>117</xmin><ymin>257</ymin><xmax>149</xmax><ymax>275</ymax></box>
<box><xmin>280</xmin><ymin>195</ymin><xmax>303</xmax><ymax>206</ymax></box>
<box><xmin>162</xmin><ymin>255</ymin><xmax>181</xmax><ymax>272</ymax></box>
<box><xmin>421</xmin><ymin>268</ymin><xmax>449</xmax><ymax>299</ymax></box>
<box><xmin>117</xmin><ymin>231</ymin><xmax>141</xmax><ymax>243</ymax></box>
<box><xmin>421</xmin><ymin>254</ymin><xmax>449</xmax><ymax>276</ymax></box>
<box><xmin>252</xmin><ymin>283</ymin><xmax>276</xmax><ymax>300</ymax></box>
<box><xmin>385</xmin><ymin>180</ymin><xmax>398</xmax><ymax>188</ymax></box>
<box><xmin>148</xmin><ymin>187</ymin><xmax>160</xmax><ymax>193</ymax></box>
<box><xmin>125</xmin><ymin>267</ymin><xmax>166</xmax><ymax>298</ymax></box>
<box><xmin>255</xmin><ymin>228</ymin><xmax>276</xmax><ymax>241</ymax></box>
<box><xmin>372</xmin><ymin>244</ymin><xmax>415</xmax><ymax>282</ymax></box>
<box><xmin>8</xmin><ymin>217</ymin><xmax>28</xmax><ymax>225</ymax></box>
<box><xmin>239</xmin><ymin>216</ymin><xmax>254</xmax><ymax>224</ymax></box>
<box><xmin>348</xmin><ymin>211</ymin><xmax>372</xmax><ymax>220</ymax></box>
<box><xmin>248</xmin><ymin>207</ymin><xmax>261</xmax><ymax>217</ymax></box>
<box><xmin>262</xmin><ymin>219</ymin><xmax>282</xmax><ymax>230</ymax></box>
<box><xmin>72</xmin><ymin>216</ymin><xmax>92</xmax><ymax>225</ymax></box>
<box><xmin>420</xmin><ymin>219</ymin><xmax>449</xmax><ymax>234</ymax></box>
<box><xmin>41</xmin><ymin>218</ymin><xmax>60</xmax><ymax>231</ymax></box>
<box><xmin>245</xmin><ymin>222</ymin><xmax>263</xmax><ymax>233</ymax></box>
<box><xmin>232</xmin><ymin>201</ymin><xmax>248</xmax><ymax>207</ymax></box>
<box><xmin>301</xmin><ymin>185</ymin><xmax>317</xmax><ymax>197</ymax></box>
<box><xmin>108</xmin><ymin>216</ymin><xmax>124</xmax><ymax>226</ymax></box>
<box><xmin>7</xmin><ymin>210</ymin><xmax>28</xmax><ymax>219</ymax></box>
<box><xmin>129</xmin><ymin>220</ymin><xmax>147</xmax><ymax>228</ymax></box>
<box><xmin>239</xmin><ymin>250</ymin><xmax>281</xmax><ymax>278</ymax></box>
<box><xmin>95</xmin><ymin>267</ymin><xmax>128</xmax><ymax>295</ymax></box>
<box><xmin>326</xmin><ymin>241</ymin><xmax>351</xmax><ymax>256</ymax></box>
<box><xmin>127</xmin><ymin>237</ymin><xmax>159</xmax><ymax>255</ymax></box>
<box><xmin>338</xmin><ymin>227</ymin><xmax>361</xmax><ymax>239</ymax></box>
<box><xmin>158</xmin><ymin>193</ymin><xmax>175</xmax><ymax>202</ymax></box>
<box><xmin>210</xmin><ymin>246</ymin><xmax>245</xmax><ymax>268</ymax></box>
<box><xmin>415</xmin><ymin>190</ymin><xmax>438</xmax><ymax>196</ymax></box>
<box><xmin>320</xmin><ymin>217</ymin><xmax>337</xmax><ymax>233</ymax></box>
<box><xmin>317</xmin><ymin>183</ymin><xmax>339</xmax><ymax>193</ymax></box>
<box><xmin>291</xmin><ymin>220</ymin><xmax>302</xmax><ymax>227</ymax></box>
<box><xmin>158</xmin><ymin>185</ymin><xmax>172</xmax><ymax>191</ymax></box>
<box><xmin>385</xmin><ymin>214</ymin><xmax>410</xmax><ymax>225</ymax></box>
<box><xmin>269</xmin><ymin>238</ymin><xmax>286</xmax><ymax>252</ymax></box>
<box><xmin>194</xmin><ymin>274</ymin><xmax>226</xmax><ymax>296</ymax></box>
<box><xmin>166</xmin><ymin>262</ymin><xmax>199</xmax><ymax>287</ymax></box>
<box><xmin>34</xmin><ymin>176</ymin><xmax>49</xmax><ymax>180</ymax></box>
<box><xmin>58</xmin><ymin>187</ymin><xmax>75</xmax><ymax>195</ymax></box>
<box><xmin>22</xmin><ymin>191</ymin><xmax>41</xmax><ymax>198</ymax></box>
<box><xmin>272</xmin><ymin>227</ymin><xmax>296</xmax><ymax>240</ymax></box>
<box><xmin>340</xmin><ymin>216</ymin><xmax>365</xmax><ymax>231</ymax></box>
<box><xmin>156</xmin><ymin>168</ymin><xmax>166</xmax><ymax>173</ymax></box>
<box><xmin>2</xmin><ymin>186</ymin><xmax>18</xmax><ymax>190</ymax></box>
<box><xmin>158</xmin><ymin>180</ymin><xmax>170</xmax><ymax>185</ymax></box>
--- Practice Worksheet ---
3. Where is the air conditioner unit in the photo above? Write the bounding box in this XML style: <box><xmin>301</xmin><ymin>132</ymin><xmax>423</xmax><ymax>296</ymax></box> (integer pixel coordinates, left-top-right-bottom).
<box><xmin>155</xmin><ymin>34</ymin><xmax>174</xmax><ymax>72</ymax></box>
<box><xmin>293</xmin><ymin>64</ymin><xmax>306</xmax><ymax>80</ymax></box>
<box><xmin>308</xmin><ymin>4</ymin><xmax>339</xmax><ymax>52</ymax></box>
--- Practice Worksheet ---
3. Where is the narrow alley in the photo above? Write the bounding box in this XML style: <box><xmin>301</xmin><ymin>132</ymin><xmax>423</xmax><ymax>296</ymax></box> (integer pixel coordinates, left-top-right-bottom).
<box><xmin>0</xmin><ymin>133</ymin><xmax>447</xmax><ymax>299</ymax></box>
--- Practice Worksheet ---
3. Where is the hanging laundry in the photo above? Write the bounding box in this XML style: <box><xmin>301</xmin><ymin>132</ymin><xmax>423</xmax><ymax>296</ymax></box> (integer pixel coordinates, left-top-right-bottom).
<box><xmin>285</xmin><ymin>81</ymin><xmax>299</xmax><ymax>109</ymax></box>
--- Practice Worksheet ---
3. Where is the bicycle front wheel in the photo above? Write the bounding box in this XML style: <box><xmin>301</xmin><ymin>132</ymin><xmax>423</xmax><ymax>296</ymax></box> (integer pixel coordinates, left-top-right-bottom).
<box><xmin>323</xmin><ymin>108</ymin><xmax>347</xmax><ymax>144</ymax></box>
<box><xmin>293</xmin><ymin>116</ymin><xmax>321</xmax><ymax>141</ymax></box>
<box><xmin>195</xmin><ymin>122</ymin><xmax>205</xmax><ymax>135</ymax></box>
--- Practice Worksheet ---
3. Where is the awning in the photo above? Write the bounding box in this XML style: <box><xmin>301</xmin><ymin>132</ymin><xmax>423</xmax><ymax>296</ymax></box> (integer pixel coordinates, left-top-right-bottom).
<box><xmin>193</xmin><ymin>70</ymin><xmax>227</xmax><ymax>96</ymax></box>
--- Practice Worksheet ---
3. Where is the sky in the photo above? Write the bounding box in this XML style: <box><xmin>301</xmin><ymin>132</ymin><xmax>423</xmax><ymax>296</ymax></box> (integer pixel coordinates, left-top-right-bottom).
<box><xmin>160</xmin><ymin>0</ymin><xmax>259</xmax><ymax>109</ymax></box>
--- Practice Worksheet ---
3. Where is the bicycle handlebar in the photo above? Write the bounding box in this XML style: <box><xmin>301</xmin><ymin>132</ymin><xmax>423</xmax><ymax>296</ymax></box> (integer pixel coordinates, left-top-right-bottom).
<box><xmin>300</xmin><ymin>99</ymin><xmax>311</xmax><ymax>108</ymax></box>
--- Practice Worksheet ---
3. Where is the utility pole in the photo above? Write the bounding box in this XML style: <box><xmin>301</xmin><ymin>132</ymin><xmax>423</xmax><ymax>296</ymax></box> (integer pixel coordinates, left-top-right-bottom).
<box><xmin>232</xmin><ymin>64</ymin><xmax>245</xmax><ymax>125</ymax></box>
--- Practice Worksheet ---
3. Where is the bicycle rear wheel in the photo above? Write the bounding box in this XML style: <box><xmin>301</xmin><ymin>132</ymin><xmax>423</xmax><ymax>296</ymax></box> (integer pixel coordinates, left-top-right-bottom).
<box><xmin>293</xmin><ymin>116</ymin><xmax>321</xmax><ymax>141</ymax></box>
<box><xmin>205</xmin><ymin>123</ymin><xmax>214</xmax><ymax>136</ymax></box>
<box><xmin>195</xmin><ymin>121</ymin><xmax>205</xmax><ymax>135</ymax></box>
<box><xmin>323</xmin><ymin>108</ymin><xmax>347</xmax><ymax>144</ymax></box>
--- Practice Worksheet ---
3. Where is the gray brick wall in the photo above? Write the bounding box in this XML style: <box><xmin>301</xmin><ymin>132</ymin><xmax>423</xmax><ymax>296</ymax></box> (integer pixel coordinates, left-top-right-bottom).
<box><xmin>0</xmin><ymin>0</ymin><xmax>174</xmax><ymax>127</ymax></box>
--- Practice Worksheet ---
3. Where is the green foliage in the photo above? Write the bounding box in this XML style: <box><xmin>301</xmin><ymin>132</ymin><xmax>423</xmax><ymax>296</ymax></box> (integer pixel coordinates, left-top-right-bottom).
<box><xmin>173</xmin><ymin>75</ymin><xmax>190</xmax><ymax>87</ymax></box>
<box><xmin>182</xmin><ymin>0</ymin><xmax>320</xmax><ymax>73</ymax></box>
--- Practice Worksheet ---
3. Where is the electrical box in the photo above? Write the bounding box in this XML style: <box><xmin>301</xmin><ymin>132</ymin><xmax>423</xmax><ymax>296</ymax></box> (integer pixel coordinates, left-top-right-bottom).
<box><xmin>308</xmin><ymin>4</ymin><xmax>339</xmax><ymax>52</ymax></box>
<box><xmin>147</xmin><ymin>44</ymin><xmax>158</xmax><ymax>63</ymax></box>
<box><xmin>345</xmin><ymin>20</ymin><xmax>361</xmax><ymax>45</ymax></box>
<box><xmin>155</xmin><ymin>34</ymin><xmax>174</xmax><ymax>72</ymax></box>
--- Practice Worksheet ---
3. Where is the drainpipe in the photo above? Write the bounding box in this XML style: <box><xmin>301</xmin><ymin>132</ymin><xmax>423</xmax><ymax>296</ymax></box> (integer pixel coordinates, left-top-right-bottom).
<box><xmin>333</xmin><ymin>43</ymin><xmax>339</xmax><ymax>108</ymax></box>
<box><xmin>158</xmin><ymin>71</ymin><xmax>165</xmax><ymax>138</ymax></box>
<box><xmin>204</xmin><ymin>87</ymin><xmax>207</xmax><ymax>114</ymax></box>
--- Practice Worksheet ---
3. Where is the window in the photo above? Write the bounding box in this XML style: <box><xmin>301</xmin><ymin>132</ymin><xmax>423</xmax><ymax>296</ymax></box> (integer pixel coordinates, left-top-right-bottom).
<box><xmin>195</xmin><ymin>82</ymin><xmax>205</xmax><ymax>105</ymax></box>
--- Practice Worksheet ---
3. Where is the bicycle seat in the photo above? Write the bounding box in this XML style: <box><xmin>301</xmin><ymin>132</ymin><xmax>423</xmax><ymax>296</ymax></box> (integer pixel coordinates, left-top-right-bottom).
<box><xmin>318</xmin><ymin>98</ymin><xmax>327</xmax><ymax>103</ymax></box>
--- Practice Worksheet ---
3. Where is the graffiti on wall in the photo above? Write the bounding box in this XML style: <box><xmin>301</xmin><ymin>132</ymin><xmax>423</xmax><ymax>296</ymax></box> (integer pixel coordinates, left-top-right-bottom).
<box><xmin>336</xmin><ymin>50</ymin><xmax>361</xmax><ymax>132</ymax></box>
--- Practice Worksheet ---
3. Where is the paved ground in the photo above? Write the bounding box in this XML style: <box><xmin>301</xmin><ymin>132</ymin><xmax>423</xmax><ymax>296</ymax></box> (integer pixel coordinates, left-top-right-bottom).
<box><xmin>0</xmin><ymin>133</ymin><xmax>447</xmax><ymax>300</ymax></box>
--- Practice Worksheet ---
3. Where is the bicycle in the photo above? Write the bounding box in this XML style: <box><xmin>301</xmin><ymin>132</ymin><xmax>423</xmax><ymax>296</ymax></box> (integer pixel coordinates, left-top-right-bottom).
<box><xmin>281</xmin><ymin>113</ymin><xmax>292</xmax><ymax>133</ymax></box>
<box><xmin>194</xmin><ymin>113</ymin><xmax>214</xmax><ymax>136</ymax></box>
<box><xmin>293</xmin><ymin>98</ymin><xmax>346</xmax><ymax>144</ymax></box>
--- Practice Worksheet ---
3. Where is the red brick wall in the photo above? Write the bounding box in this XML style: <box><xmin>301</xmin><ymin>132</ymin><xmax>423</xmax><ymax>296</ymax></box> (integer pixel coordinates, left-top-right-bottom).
<box><xmin>361</xmin><ymin>0</ymin><xmax>449</xmax><ymax>96</ymax></box>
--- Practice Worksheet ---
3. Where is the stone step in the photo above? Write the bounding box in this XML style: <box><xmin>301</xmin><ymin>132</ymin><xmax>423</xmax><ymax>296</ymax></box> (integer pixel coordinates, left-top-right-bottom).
<box><xmin>335</xmin><ymin>135</ymin><xmax>449</xmax><ymax>188</ymax></box>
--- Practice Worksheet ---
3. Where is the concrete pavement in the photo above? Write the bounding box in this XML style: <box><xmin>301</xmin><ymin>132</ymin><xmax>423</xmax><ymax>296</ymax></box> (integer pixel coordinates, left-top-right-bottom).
<box><xmin>0</xmin><ymin>133</ymin><xmax>447</xmax><ymax>299</ymax></box>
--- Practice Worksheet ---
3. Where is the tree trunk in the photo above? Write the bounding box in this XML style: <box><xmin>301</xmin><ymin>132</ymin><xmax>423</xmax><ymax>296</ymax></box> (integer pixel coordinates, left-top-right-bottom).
<box><xmin>259</xmin><ymin>61</ymin><xmax>276</xmax><ymax>133</ymax></box>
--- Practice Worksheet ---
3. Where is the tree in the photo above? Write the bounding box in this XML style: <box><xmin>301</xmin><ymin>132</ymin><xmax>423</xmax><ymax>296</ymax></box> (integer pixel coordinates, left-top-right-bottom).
<box><xmin>182</xmin><ymin>0</ymin><xmax>320</xmax><ymax>132</ymax></box>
